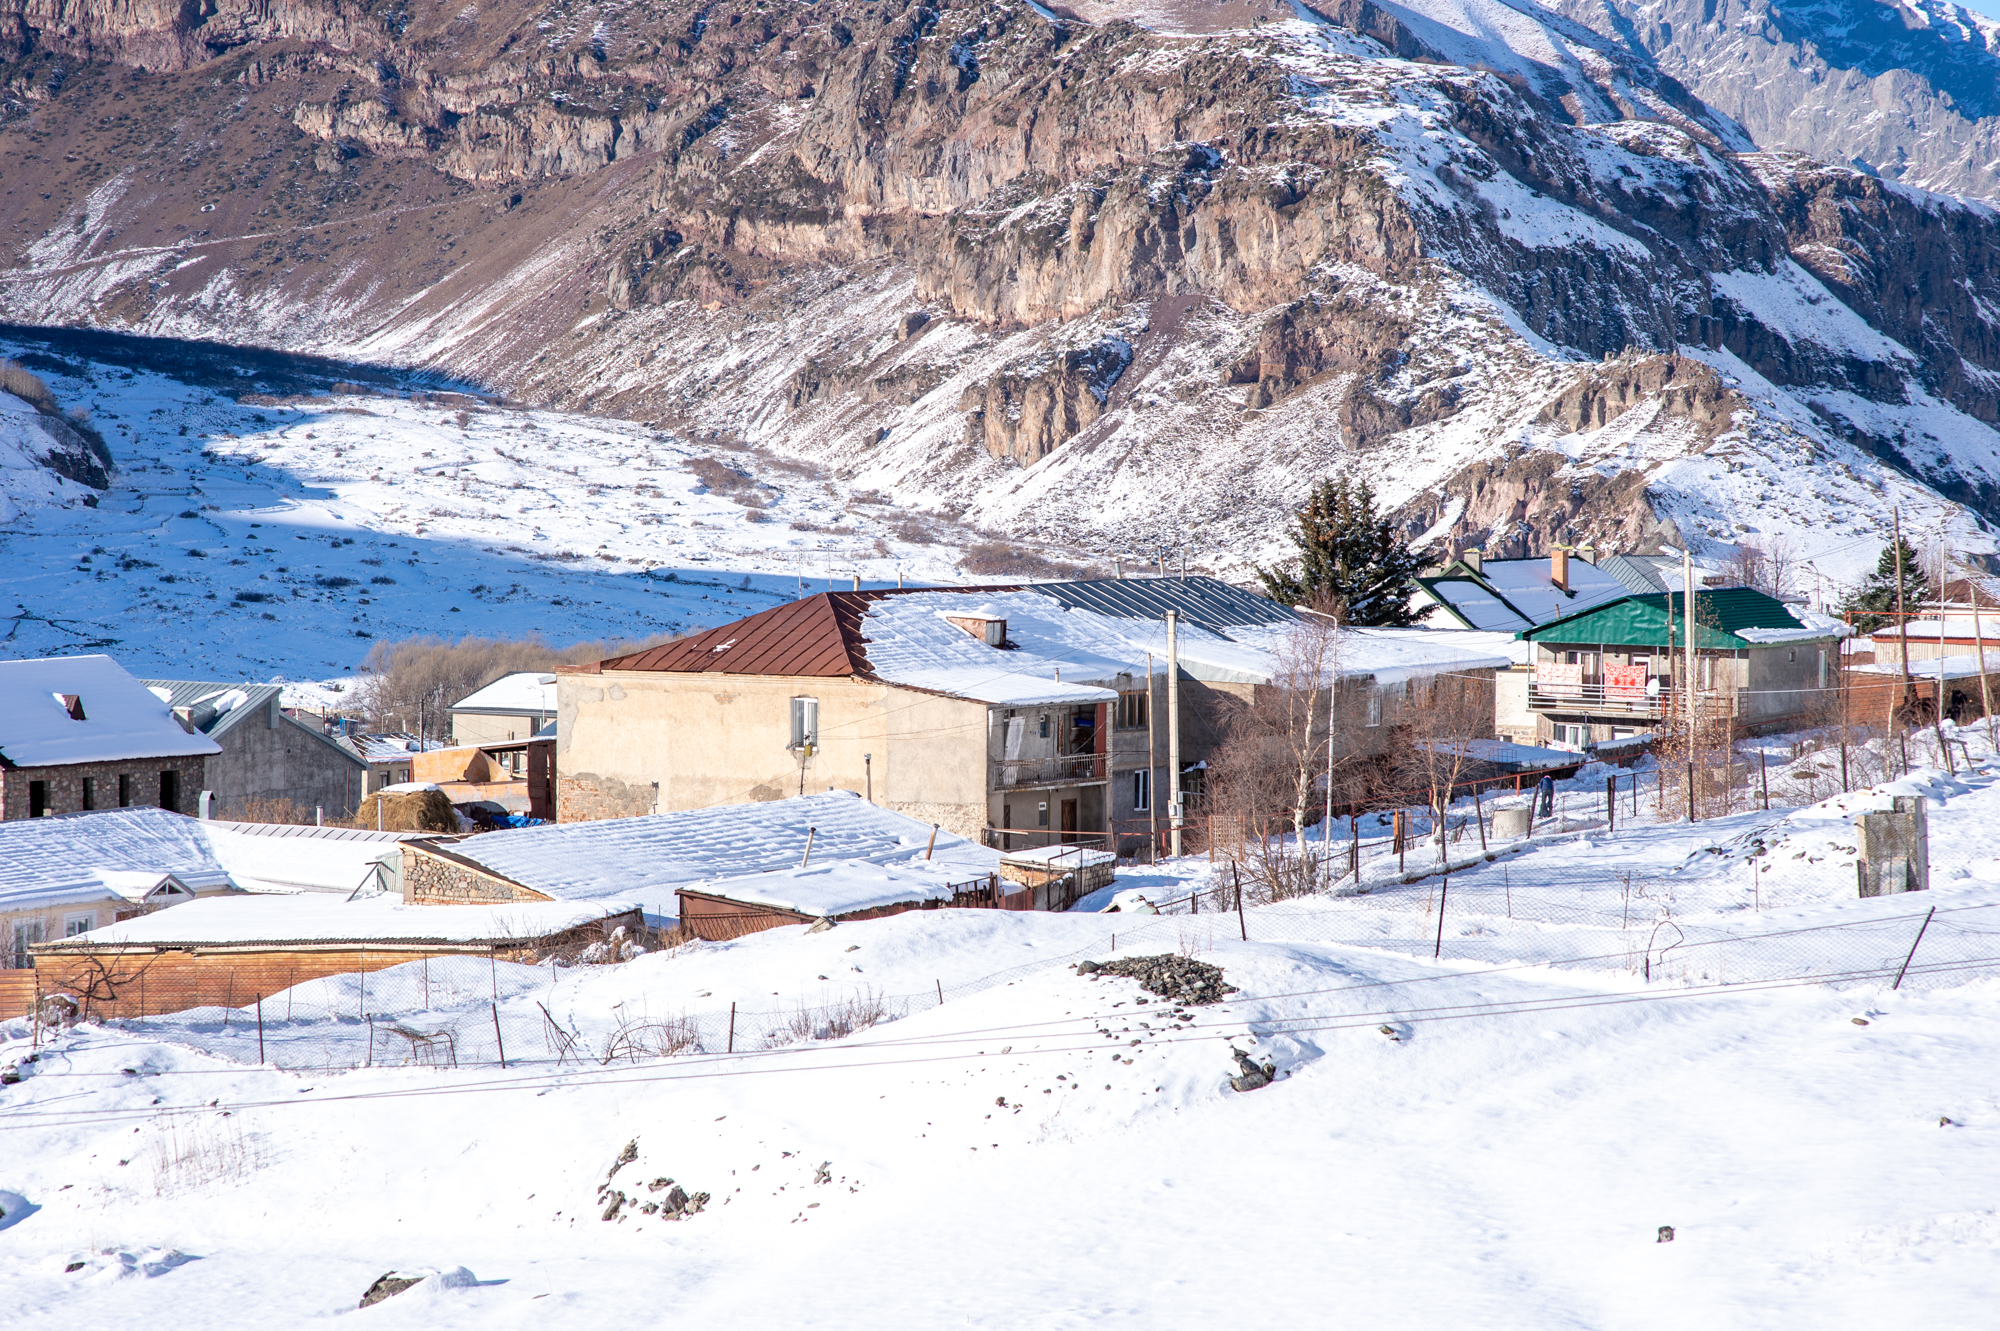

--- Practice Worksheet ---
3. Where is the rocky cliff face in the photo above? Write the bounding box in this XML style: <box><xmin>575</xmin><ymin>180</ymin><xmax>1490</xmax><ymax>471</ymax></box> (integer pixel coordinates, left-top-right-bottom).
<box><xmin>5</xmin><ymin>0</ymin><xmax>2000</xmax><ymax>582</ymax></box>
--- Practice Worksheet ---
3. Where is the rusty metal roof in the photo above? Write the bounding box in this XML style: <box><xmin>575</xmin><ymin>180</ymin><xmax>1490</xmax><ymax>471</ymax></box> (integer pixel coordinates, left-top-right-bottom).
<box><xmin>592</xmin><ymin>592</ymin><xmax>887</xmax><ymax>677</ymax></box>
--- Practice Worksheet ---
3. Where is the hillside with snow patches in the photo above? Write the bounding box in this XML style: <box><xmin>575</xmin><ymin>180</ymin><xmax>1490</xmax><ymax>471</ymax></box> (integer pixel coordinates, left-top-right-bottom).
<box><xmin>8</xmin><ymin>0</ymin><xmax>2000</xmax><ymax>584</ymax></box>
<box><xmin>9</xmin><ymin>739</ymin><xmax>2000</xmax><ymax>1324</ymax></box>
<box><xmin>0</xmin><ymin>337</ymin><xmax>993</xmax><ymax>679</ymax></box>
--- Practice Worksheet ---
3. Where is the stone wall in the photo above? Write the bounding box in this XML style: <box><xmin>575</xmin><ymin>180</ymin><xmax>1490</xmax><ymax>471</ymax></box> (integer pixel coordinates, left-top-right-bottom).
<box><xmin>0</xmin><ymin>754</ymin><xmax>208</xmax><ymax>821</ymax></box>
<box><xmin>401</xmin><ymin>845</ymin><xmax>549</xmax><ymax>905</ymax></box>
<box><xmin>558</xmin><ymin>772</ymin><xmax>659</xmax><ymax>823</ymax></box>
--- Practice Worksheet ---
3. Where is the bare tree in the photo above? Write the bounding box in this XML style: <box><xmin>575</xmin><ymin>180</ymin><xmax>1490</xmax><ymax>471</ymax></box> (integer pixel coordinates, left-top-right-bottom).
<box><xmin>1392</xmin><ymin>671</ymin><xmax>1498</xmax><ymax>862</ymax></box>
<box><xmin>355</xmin><ymin>630</ymin><xmax>680</xmax><ymax>739</ymax></box>
<box><xmin>1206</xmin><ymin>614</ymin><xmax>1357</xmax><ymax>901</ymax></box>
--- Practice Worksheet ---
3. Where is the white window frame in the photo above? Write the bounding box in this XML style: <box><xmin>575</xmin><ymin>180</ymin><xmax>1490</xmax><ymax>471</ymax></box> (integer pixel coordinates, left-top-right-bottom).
<box><xmin>63</xmin><ymin>912</ymin><xmax>94</xmax><ymax>938</ymax></box>
<box><xmin>1132</xmin><ymin>769</ymin><xmax>1150</xmax><ymax>812</ymax></box>
<box><xmin>790</xmin><ymin>696</ymin><xmax>819</xmax><ymax>749</ymax></box>
<box><xmin>9</xmin><ymin>919</ymin><xmax>44</xmax><ymax>969</ymax></box>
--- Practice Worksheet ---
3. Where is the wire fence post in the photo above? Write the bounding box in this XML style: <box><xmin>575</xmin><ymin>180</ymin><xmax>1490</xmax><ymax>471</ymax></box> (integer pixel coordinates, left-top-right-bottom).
<box><xmin>1434</xmin><ymin>877</ymin><xmax>1449</xmax><ymax>959</ymax></box>
<box><xmin>1605</xmin><ymin>775</ymin><xmax>1616</xmax><ymax>833</ymax></box>
<box><xmin>1893</xmin><ymin>906</ymin><xmax>1937</xmax><ymax>990</ymax></box>
<box><xmin>491</xmin><ymin>1002</ymin><xmax>507</xmax><ymax>1069</ymax></box>
<box><xmin>727</xmin><ymin>1002</ymin><xmax>736</xmax><ymax>1054</ymax></box>
<box><xmin>256</xmin><ymin>994</ymin><xmax>265</xmax><ymax>1065</ymax></box>
<box><xmin>1760</xmin><ymin>750</ymin><xmax>1770</xmax><ymax>810</ymax></box>
<box><xmin>936</xmin><ymin>979</ymin><xmax>944</xmax><ymax>1007</ymax></box>
<box><xmin>1233</xmin><ymin>863</ymin><xmax>1247</xmax><ymax>941</ymax></box>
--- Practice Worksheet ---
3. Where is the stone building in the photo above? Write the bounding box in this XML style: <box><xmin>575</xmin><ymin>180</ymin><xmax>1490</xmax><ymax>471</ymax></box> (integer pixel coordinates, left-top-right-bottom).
<box><xmin>0</xmin><ymin>656</ymin><xmax>219</xmax><ymax>822</ymax></box>
<box><xmin>140</xmin><ymin>679</ymin><xmax>368</xmax><ymax>821</ymax></box>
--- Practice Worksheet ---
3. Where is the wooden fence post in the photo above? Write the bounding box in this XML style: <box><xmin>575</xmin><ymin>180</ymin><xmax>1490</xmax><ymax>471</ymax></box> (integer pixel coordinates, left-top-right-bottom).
<box><xmin>1233</xmin><ymin>863</ymin><xmax>1247</xmax><ymax>941</ymax></box>
<box><xmin>492</xmin><ymin>1003</ymin><xmax>507</xmax><ymax>1069</ymax></box>
<box><xmin>256</xmin><ymin>995</ymin><xmax>265</xmax><ymax>1065</ymax></box>
<box><xmin>1434</xmin><ymin>878</ymin><xmax>1449</xmax><ymax>959</ymax></box>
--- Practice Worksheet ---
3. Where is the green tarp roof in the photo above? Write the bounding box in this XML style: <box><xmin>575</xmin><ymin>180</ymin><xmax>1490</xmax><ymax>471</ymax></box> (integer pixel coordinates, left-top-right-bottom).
<box><xmin>1521</xmin><ymin>589</ymin><xmax>1827</xmax><ymax>650</ymax></box>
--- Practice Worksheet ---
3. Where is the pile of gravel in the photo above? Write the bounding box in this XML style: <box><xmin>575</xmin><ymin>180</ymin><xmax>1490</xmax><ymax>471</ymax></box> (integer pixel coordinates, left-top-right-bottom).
<box><xmin>1076</xmin><ymin>954</ymin><xmax>1238</xmax><ymax>1005</ymax></box>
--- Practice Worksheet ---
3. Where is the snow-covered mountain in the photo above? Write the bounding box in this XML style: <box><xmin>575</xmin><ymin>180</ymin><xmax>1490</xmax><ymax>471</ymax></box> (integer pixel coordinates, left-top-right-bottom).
<box><xmin>5</xmin><ymin>0</ymin><xmax>2000</xmax><ymax>596</ymax></box>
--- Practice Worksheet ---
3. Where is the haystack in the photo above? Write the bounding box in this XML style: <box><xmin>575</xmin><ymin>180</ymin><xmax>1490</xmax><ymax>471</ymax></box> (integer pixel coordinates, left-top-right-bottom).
<box><xmin>353</xmin><ymin>787</ymin><xmax>459</xmax><ymax>833</ymax></box>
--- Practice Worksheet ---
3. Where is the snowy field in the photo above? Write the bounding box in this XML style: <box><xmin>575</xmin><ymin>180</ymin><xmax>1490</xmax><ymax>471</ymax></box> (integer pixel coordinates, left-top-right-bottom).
<box><xmin>0</xmin><ymin>337</ymin><xmax>980</xmax><ymax>680</ymax></box>
<box><xmin>8</xmin><ymin>751</ymin><xmax>2000</xmax><ymax>1326</ymax></box>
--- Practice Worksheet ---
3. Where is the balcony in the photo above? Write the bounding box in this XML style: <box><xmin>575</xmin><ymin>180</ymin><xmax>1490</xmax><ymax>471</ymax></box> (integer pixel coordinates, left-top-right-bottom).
<box><xmin>1527</xmin><ymin>681</ymin><xmax>1737</xmax><ymax>720</ymax></box>
<box><xmin>990</xmin><ymin>753</ymin><xmax>1107</xmax><ymax>790</ymax></box>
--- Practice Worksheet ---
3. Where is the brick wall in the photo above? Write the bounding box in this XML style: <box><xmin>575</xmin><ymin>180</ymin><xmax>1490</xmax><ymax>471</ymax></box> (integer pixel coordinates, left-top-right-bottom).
<box><xmin>401</xmin><ymin>844</ymin><xmax>550</xmax><ymax>904</ymax></box>
<box><xmin>0</xmin><ymin>754</ymin><xmax>209</xmax><ymax>821</ymax></box>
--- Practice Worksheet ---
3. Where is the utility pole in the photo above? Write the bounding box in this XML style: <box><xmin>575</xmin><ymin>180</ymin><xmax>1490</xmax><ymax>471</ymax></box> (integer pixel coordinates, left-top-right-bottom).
<box><xmin>1964</xmin><ymin>557</ymin><xmax>1996</xmax><ymax>749</ymax></box>
<box><xmin>1682</xmin><ymin>546</ymin><xmax>1698</xmax><ymax>817</ymax></box>
<box><xmin>1167</xmin><ymin>610</ymin><xmax>1183</xmax><ymax>859</ymax></box>
<box><xmin>1935</xmin><ymin>544</ymin><xmax>1954</xmax><ymax>773</ymax></box>
<box><xmin>1145</xmin><ymin>651</ymin><xmax>1159</xmax><ymax>863</ymax></box>
<box><xmin>1895</xmin><ymin>507</ymin><xmax>1912</xmax><ymax>771</ymax></box>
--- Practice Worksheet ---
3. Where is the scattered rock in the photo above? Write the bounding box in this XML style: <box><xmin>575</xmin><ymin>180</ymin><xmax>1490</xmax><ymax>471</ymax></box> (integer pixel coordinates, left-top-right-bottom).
<box><xmin>1085</xmin><ymin>955</ymin><xmax>1238</xmax><ymax>1005</ymax></box>
<box><xmin>1227</xmin><ymin>1046</ymin><xmax>1275</xmax><ymax>1093</ymax></box>
<box><xmin>812</xmin><ymin>1161</ymin><xmax>831</xmax><ymax>1186</ymax></box>
<box><xmin>607</xmin><ymin>1139</ymin><xmax>638</xmax><ymax>1179</ymax></box>
<box><xmin>806</xmin><ymin>917</ymin><xmax>835</xmax><ymax>934</ymax></box>
<box><xmin>600</xmin><ymin>1190</ymin><xmax>627</xmax><ymax>1221</ymax></box>
<box><xmin>1656</xmin><ymin>1225</ymin><xmax>1675</xmax><ymax>1244</ymax></box>
<box><xmin>360</xmin><ymin>1273</ymin><xmax>423</xmax><ymax>1307</ymax></box>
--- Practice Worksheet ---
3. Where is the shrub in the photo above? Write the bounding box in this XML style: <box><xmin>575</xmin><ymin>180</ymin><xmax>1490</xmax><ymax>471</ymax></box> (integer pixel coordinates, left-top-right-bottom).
<box><xmin>0</xmin><ymin>360</ymin><xmax>55</xmax><ymax>411</ymax></box>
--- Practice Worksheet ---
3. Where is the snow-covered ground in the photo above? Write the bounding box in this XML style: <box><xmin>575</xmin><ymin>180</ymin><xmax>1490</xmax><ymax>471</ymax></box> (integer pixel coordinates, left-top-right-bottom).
<box><xmin>9</xmin><ymin>743</ymin><xmax>2000</xmax><ymax>1326</ymax></box>
<box><xmin>0</xmin><ymin>340</ymin><xmax>982</xmax><ymax>680</ymax></box>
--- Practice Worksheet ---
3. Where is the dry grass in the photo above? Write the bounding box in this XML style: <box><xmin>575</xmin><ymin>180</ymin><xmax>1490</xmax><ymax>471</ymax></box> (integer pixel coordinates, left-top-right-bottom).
<box><xmin>0</xmin><ymin>360</ymin><xmax>56</xmax><ymax>411</ymax></box>
<box><xmin>149</xmin><ymin>1113</ymin><xmax>260</xmax><ymax>1196</ymax></box>
<box><xmin>228</xmin><ymin>796</ymin><xmax>316</xmax><ymax>825</ymax></box>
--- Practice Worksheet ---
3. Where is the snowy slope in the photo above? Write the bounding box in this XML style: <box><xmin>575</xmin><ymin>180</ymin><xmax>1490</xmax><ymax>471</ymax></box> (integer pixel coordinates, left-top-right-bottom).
<box><xmin>0</xmin><ymin>339</ymin><xmax>993</xmax><ymax>679</ymax></box>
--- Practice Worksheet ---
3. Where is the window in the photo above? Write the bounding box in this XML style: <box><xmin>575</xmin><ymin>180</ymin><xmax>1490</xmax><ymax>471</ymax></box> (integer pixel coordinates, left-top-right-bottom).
<box><xmin>1037</xmin><ymin>801</ymin><xmax>1049</xmax><ymax>827</ymax></box>
<box><xmin>1366</xmin><ymin>689</ymin><xmax>1383</xmax><ymax>727</ymax></box>
<box><xmin>1037</xmin><ymin>714</ymin><xmax>1049</xmax><ymax>739</ymax></box>
<box><xmin>118</xmin><ymin>773</ymin><xmax>132</xmax><ymax>807</ymax></box>
<box><xmin>1116</xmin><ymin>690</ymin><xmax>1149</xmax><ymax>729</ymax></box>
<box><xmin>8</xmin><ymin>920</ymin><xmax>42</xmax><ymax>970</ymax></box>
<box><xmin>63</xmin><ymin>913</ymin><xmax>94</xmax><ymax>938</ymax></box>
<box><xmin>80</xmin><ymin>777</ymin><xmax>95</xmax><ymax>811</ymax></box>
<box><xmin>29</xmin><ymin>781</ymin><xmax>47</xmax><ymax>818</ymax></box>
<box><xmin>159</xmin><ymin>769</ymin><xmax>180</xmax><ymax>812</ymax></box>
<box><xmin>1132</xmin><ymin>769</ymin><xmax>1150</xmax><ymax>812</ymax></box>
<box><xmin>790</xmin><ymin>697</ymin><xmax>819</xmax><ymax>749</ymax></box>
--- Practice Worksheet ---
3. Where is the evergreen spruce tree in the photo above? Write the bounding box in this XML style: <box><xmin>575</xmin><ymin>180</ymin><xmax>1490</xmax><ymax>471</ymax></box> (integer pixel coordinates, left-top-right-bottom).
<box><xmin>1842</xmin><ymin>536</ymin><xmax>1925</xmax><ymax>634</ymax></box>
<box><xmin>1257</xmin><ymin>476</ymin><xmax>1431</xmax><ymax>625</ymax></box>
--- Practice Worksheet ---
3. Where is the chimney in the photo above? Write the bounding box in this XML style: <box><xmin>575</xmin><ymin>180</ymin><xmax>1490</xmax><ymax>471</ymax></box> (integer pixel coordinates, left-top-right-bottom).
<box><xmin>1551</xmin><ymin>547</ymin><xmax>1570</xmax><ymax>592</ymax></box>
<box><xmin>1464</xmin><ymin>548</ymin><xmax>1483</xmax><ymax>574</ymax></box>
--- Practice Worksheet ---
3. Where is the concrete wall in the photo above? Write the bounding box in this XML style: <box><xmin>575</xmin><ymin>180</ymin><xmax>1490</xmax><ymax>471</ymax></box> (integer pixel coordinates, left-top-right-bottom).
<box><xmin>558</xmin><ymin>670</ymin><xmax>990</xmax><ymax>834</ymax></box>
<box><xmin>0</xmin><ymin>754</ymin><xmax>208</xmax><ymax>822</ymax></box>
<box><xmin>451</xmin><ymin>711</ymin><xmax>551</xmax><ymax>746</ymax></box>
<box><xmin>1744</xmin><ymin>642</ymin><xmax>1835</xmax><ymax>725</ymax></box>
<box><xmin>208</xmin><ymin>705</ymin><xmax>365</xmax><ymax>819</ymax></box>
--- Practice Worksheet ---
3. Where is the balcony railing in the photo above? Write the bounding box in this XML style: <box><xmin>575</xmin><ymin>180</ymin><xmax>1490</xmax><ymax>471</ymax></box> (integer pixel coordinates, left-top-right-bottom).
<box><xmin>1527</xmin><ymin>683</ymin><xmax>1737</xmax><ymax>719</ymax></box>
<box><xmin>990</xmin><ymin>753</ymin><xmax>1107</xmax><ymax>789</ymax></box>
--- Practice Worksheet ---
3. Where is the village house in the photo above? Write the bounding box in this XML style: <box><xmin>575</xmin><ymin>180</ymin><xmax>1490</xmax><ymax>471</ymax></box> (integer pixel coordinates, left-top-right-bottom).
<box><xmin>338</xmin><ymin>732</ymin><xmax>443</xmax><ymax>798</ymax></box>
<box><xmin>139</xmin><ymin>678</ymin><xmax>368</xmax><ymax>821</ymax></box>
<box><xmin>552</xmin><ymin>578</ymin><xmax>1510</xmax><ymax>853</ymax></box>
<box><xmin>448</xmin><ymin>671</ymin><xmax>559</xmax><ymax>746</ymax></box>
<box><xmin>1519</xmin><ymin>588</ymin><xmax>1845</xmax><ymax>747</ymax></box>
<box><xmin>0</xmin><ymin>655</ymin><xmax>221</xmax><ymax>821</ymax></box>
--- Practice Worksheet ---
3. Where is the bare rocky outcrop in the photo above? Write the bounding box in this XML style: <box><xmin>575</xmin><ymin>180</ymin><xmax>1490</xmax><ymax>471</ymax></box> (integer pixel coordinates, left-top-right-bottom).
<box><xmin>5</xmin><ymin>0</ymin><xmax>2000</xmax><ymax>566</ymax></box>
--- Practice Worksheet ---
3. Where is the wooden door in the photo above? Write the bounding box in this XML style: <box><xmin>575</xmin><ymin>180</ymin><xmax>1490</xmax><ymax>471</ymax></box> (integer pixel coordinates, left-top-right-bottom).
<box><xmin>1061</xmin><ymin>798</ymin><xmax>1078</xmax><ymax>842</ymax></box>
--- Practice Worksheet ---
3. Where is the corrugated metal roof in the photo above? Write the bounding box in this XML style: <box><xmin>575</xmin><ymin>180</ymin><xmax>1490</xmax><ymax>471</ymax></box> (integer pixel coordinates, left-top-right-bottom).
<box><xmin>1022</xmin><ymin>576</ymin><xmax>1295</xmax><ymax>633</ymax></box>
<box><xmin>138</xmin><ymin>679</ymin><xmax>282</xmax><ymax>740</ymax></box>
<box><xmin>1524</xmin><ymin>589</ymin><xmax>1825</xmax><ymax>649</ymax></box>
<box><xmin>1596</xmin><ymin>554</ymin><xmax>1672</xmax><ymax>595</ymax></box>
<box><xmin>596</xmin><ymin>593</ymin><xmax>880</xmax><ymax>676</ymax></box>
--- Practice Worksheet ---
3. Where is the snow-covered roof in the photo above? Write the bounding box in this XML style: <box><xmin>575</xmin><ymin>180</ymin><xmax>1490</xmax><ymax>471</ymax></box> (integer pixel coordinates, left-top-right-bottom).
<box><xmin>41</xmin><ymin>893</ymin><xmax>638</xmax><ymax>950</ymax></box>
<box><xmin>0</xmin><ymin>807</ymin><xmax>231</xmax><ymax>911</ymax></box>
<box><xmin>0</xmin><ymin>655</ymin><xmax>221</xmax><ymax>767</ymax></box>
<box><xmin>200</xmin><ymin>820</ymin><xmax>411</xmax><ymax>895</ymax></box>
<box><xmin>1737</xmin><ymin>607</ymin><xmax>1849</xmax><ymax>643</ymax></box>
<box><xmin>434</xmin><ymin>790</ymin><xmax>1000</xmax><ymax>903</ymax></box>
<box><xmin>1416</xmin><ymin>579</ymin><xmax>1534</xmax><ymax>633</ymax></box>
<box><xmin>1851</xmin><ymin>651</ymin><xmax>2000</xmax><ymax>681</ymax></box>
<box><xmin>450</xmin><ymin>671</ymin><xmax>560</xmax><ymax>715</ymax></box>
<box><xmin>1867</xmin><ymin>618</ymin><xmax>2000</xmax><ymax>641</ymax></box>
<box><xmin>341</xmin><ymin>733</ymin><xmax>444</xmax><ymax>763</ymax></box>
<box><xmin>1334</xmin><ymin>627</ymin><xmax>1515</xmax><ymax>684</ymax></box>
<box><xmin>686</xmin><ymin>860</ymin><xmax>979</xmax><ymax>917</ymax></box>
<box><xmin>1471</xmin><ymin>558</ymin><xmax>1630</xmax><ymax>624</ymax></box>
<box><xmin>1000</xmin><ymin>846</ymin><xmax>1117</xmax><ymax>868</ymax></box>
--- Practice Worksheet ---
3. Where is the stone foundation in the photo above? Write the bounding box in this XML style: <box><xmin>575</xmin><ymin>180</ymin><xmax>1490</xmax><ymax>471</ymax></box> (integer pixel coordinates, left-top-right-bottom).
<box><xmin>558</xmin><ymin>772</ymin><xmax>658</xmax><ymax>823</ymax></box>
<box><xmin>402</xmin><ymin>844</ymin><xmax>549</xmax><ymax>904</ymax></box>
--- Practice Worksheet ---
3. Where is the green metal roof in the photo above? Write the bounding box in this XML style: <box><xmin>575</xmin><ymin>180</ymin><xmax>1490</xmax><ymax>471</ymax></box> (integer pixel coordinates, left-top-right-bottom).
<box><xmin>1521</xmin><ymin>589</ymin><xmax>1826</xmax><ymax>650</ymax></box>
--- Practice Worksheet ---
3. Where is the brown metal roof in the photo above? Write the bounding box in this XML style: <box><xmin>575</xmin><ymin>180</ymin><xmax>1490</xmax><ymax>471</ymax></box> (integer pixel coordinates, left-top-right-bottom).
<box><xmin>589</xmin><ymin>587</ymin><xmax>1024</xmax><ymax>678</ymax></box>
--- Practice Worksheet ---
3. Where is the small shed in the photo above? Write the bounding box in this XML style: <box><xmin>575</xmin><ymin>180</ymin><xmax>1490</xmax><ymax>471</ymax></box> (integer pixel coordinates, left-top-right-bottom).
<box><xmin>31</xmin><ymin>894</ymin><xmax>643</xmax><ymax>1019</ymax></box>
<box><xmin>998</xmin><ymin>845</ymin><xmax>1116</xmax><ymax>911</ymax></box>
<box><xmin>676</xmin><ymin>862</ymin><xmax>1024</xmax><ymax>941</ymax></box>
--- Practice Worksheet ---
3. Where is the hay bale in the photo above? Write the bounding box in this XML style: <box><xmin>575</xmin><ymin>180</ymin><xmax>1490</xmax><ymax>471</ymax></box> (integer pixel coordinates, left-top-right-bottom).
<box><xmin>353</xmin><ymin>787</ymin><xmax>458</xmax><ymax>833</ymax></box>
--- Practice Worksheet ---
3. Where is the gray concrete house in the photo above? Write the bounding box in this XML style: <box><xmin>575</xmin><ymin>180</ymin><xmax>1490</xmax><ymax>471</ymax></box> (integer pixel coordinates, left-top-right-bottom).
<box><xmin>141</xmin><ymin>680</ymin><xmax>367</xmax><ymax>821</ymax></box>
